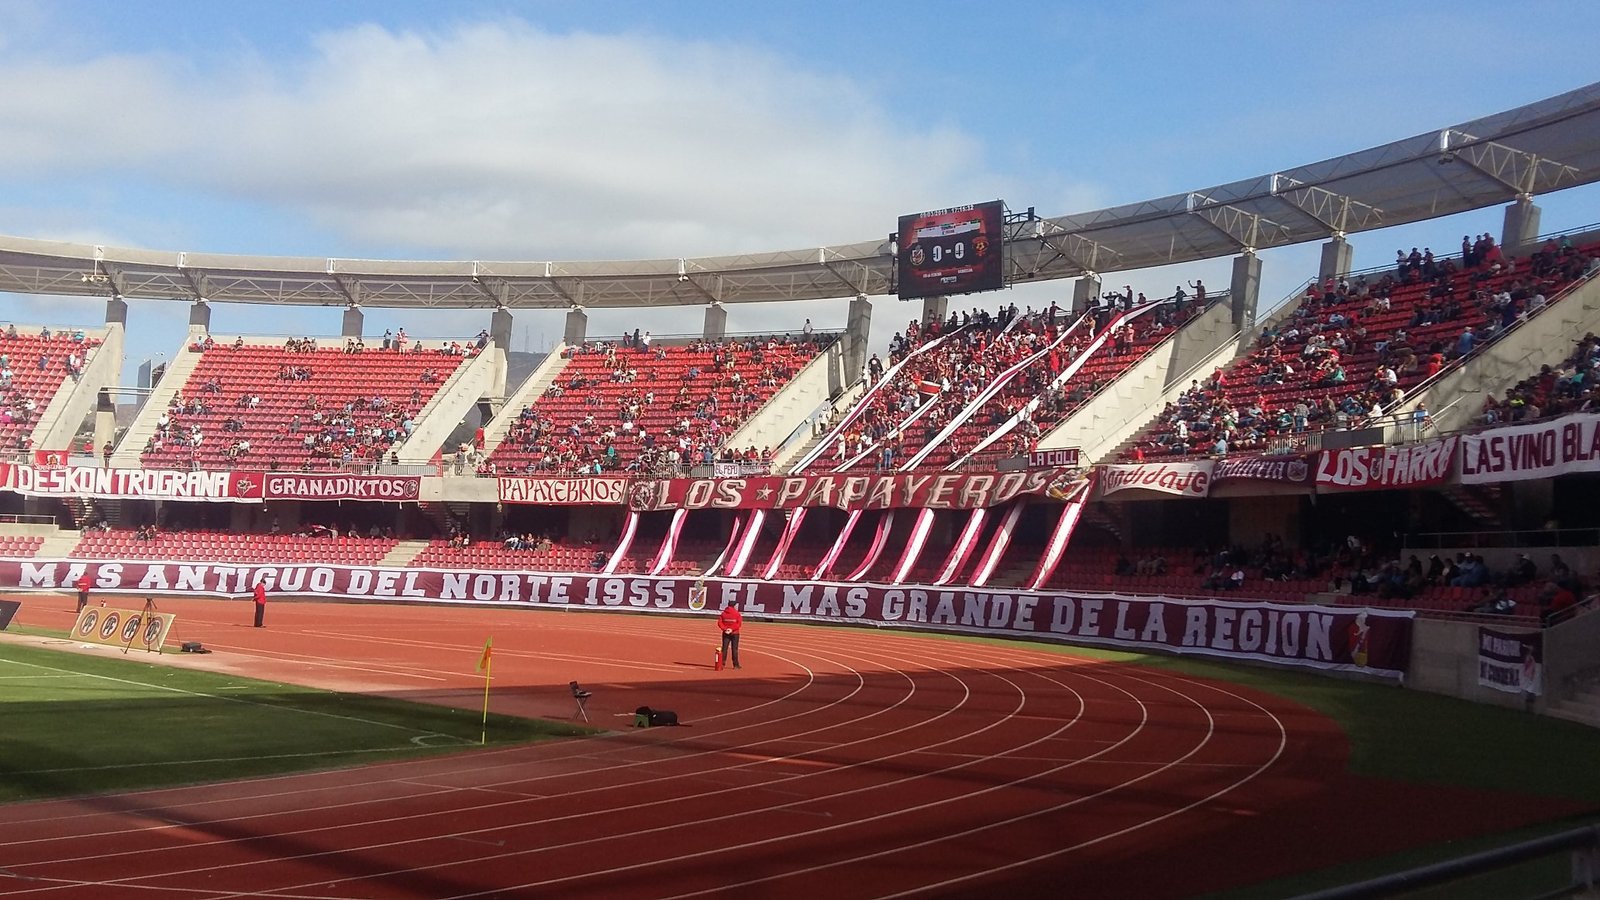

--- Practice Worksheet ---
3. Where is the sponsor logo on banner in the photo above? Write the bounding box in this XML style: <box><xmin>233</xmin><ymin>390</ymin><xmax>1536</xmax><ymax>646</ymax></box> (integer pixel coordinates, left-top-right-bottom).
<box><xmin>1313</xmin><ymin>436</ymin><xmax>1457</xmax><ymax>491</ymax></box>
<box><xmin>1477</xmin><ymin>627</ymin><xmax>1542</xmax><ymax>695</ymax></box>
<box><xmin>1460</xmin><ymin>412</ymin><xmax>1600</xmax><ymax>484</ymax></box>
<box><xmin>1211</xmin><ymin>454</ymin><xmax>1314</xmax><ymax>486</ymax></box>
<box><xmin>498</xmin><ymin>476</ymin><xmax>628</xmax><ymax>505</ymax></box>
<box><xmin>1029</xmin><ymin>448</ymin><xmax>1081</xmax><ymax>469</ymax></box>
<box><xmin>3</xmin><ymin>560</ymin><xmax>1411</xmax><ymax>677</ymax></box>
<box><xmin>1099</xmin><ymin>461</ymin><xmax>1213</xmax><ymax>498</ymax></box>
<box><xmin>0</xmin><ymin>464</ymin><xmax>261</xmax><ymax>501</ymax></box>
<box><xmin>263</xmin><ymin>474</ymin><xmax>421</xmax><ymax>501</ymax></box>
<box><xmin>626</xmin><ymin>467</ymin><xmax>1086</xmax><ymax>512</ymax></box>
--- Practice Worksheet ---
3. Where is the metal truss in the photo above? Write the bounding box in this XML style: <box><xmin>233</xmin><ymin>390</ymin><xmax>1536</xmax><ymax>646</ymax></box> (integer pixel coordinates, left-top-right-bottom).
<box><xmin>0</xmin><ymin>83</ymin><xmax>1596</xmax><ymax>310</ymax></box>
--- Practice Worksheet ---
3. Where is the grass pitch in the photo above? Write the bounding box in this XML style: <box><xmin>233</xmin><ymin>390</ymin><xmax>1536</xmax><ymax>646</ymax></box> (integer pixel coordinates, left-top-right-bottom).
<box><xmin>0</xmin><ymin>639</ymin><xmax>589</xmax><ymax>803</ymax></box>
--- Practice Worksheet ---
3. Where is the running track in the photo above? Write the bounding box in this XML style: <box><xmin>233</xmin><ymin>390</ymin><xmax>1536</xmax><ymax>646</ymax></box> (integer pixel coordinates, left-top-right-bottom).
<box><xmin>0</xmin><ymin>597</ymin><xmax>1571</xmax><ymax>899</ymax></box>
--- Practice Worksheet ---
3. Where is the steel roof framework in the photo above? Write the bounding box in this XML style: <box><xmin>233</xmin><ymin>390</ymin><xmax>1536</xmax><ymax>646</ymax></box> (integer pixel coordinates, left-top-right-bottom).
<box><xmin>1</xmin><ymin>82</ymin><xmax>1598</xmax><ymax>311</ymax></box>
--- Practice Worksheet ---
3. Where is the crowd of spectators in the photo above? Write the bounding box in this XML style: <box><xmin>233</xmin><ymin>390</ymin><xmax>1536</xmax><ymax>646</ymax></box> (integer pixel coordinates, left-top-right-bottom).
<box><xmin>0</xmin><ymin>326</ymin><xmax>99</xmax><ymax>439</ymax></box>
<box><xmin>1126</xmin><ymin>235</ymin><xmax>1598</xmax><ymax>460</ymax></box>
<box><xmin>492</xmin><ymin>333</ymin><xmax>826</xmax><ymax>476</ymax></box>
<box><xmin>1480</xmin><ymin>332</ymin><xmax>1600</xmax><ymax>426</ymax></box>
<box><xmin>146</xmin><ymin>332</ymin><xmax>477</xmax><ymax>471</ymax></box>
<box><xmin>834</xmin><ymin>304</ymin><xmax>1059</xmax><ymax>469</ymax></box>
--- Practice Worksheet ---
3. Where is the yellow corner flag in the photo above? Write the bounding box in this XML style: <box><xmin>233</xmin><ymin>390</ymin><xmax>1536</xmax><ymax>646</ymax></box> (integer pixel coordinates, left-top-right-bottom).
<box><xmin>477</xmin><ymin>636</ymin><xmax>494</xmax><ymax>744</ymax></box>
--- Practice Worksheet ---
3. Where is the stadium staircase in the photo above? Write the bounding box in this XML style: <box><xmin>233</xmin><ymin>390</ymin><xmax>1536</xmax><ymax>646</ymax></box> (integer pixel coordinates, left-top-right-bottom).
<box><xmin>1034</xmin><ymin>299</ymin><xmax>1244</xmax><ymax>464</ymax></box>
<box><xmin>720</xmin><ymin>336</ymin><xmax>850</xmax><ymax>464</ymax></box>
<box><xmin>1438</xmin><ymin>483</ymin><xmax>1504</xmax><ymax>527</ymax></box>
<box><xmin>378</xmin><ymin>539</ymin><xmax>430</xmax><ymax>568</ymax></box>
<box><xmin>478</xmin><ymin>343</ymin><xmax>571</xmax><ymax>455</ymax></box>
<box><xmin>109</xmin><ymin>333</ymin><xmax>219</xmax><ymax>467</ymax></box>
<box><xmin>28</xmin><ymin>324</ymin><xmax>119</xmax><ymax>454</ymax></box>
<box><xmin>389</xmin><ymin>348</ymin><xmax>499</xmax><ymax>465</ymax></box>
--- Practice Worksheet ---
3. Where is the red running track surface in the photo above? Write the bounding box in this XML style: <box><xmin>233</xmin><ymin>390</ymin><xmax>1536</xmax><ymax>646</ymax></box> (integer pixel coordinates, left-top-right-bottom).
<box><xmin>0</xmin><ymin>597</ymin><xmax>1574</xmax><ymax>899</ymax></box>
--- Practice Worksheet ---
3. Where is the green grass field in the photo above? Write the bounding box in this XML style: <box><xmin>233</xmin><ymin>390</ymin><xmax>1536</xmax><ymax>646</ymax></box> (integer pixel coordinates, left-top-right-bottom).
<box><xmin>0</xmin><ymin>638</ymin><xmax>590</xmax><ymax>803</ymax></box>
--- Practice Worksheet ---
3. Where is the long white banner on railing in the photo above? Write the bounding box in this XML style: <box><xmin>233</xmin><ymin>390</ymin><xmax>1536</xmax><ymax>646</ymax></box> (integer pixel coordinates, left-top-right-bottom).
<box><xmin>0</xmin><ymin>557</ymin><xmax>1413</xmax><ymax>678</ymax></box>
<box><xmin>1459</xmin><ymin>412</ymin><xmax>1600</xmax><ymax>484</ymax></box>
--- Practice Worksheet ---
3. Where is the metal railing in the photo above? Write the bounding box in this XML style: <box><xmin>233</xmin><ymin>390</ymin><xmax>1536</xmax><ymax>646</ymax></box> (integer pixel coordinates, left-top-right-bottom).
<box><xmin>1289</xmin><ymin>823</ymin><xmax>1600</xmax><ymax>900</ymax></box>
<box><xmin>1405</xmin><ymin>527</ymin><xmax>1600</xmax><ymax>551</ymax></box>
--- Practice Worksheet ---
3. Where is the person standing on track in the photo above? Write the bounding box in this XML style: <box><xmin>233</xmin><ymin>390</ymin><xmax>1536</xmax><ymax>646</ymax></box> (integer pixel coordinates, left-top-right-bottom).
<box><xmin>717</xmin><ymin>603</ymin><xmax>742</xmax><ymax>670</ymax></box>
<box><xmin>75</xmin><ymin>573</ymin><xmax>92</xmax><ymax>613</ymax></box>
<box><xmin>253</xmin><ymin>581</ymin><xmax>268</xmax><ymax>628</ymax></box>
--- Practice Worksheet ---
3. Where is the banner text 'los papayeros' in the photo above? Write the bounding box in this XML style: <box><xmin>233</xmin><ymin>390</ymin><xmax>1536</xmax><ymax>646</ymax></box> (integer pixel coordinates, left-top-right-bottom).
<box><xmin>0</xmin><ymin>558</ymin><xmax>1409</xmax><ymax>677</ymax></box>
<box><xmin>625</xmin><ymin>467</ymin><xmax>1088</xmax><ymax>512</ymax></box>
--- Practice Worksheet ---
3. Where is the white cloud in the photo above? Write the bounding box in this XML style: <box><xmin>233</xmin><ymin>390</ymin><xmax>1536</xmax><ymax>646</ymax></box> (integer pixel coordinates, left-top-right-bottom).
<box><xmin>0</xmin><ymin>18</ymin><xmax>1056</xmax><ymax>261</ymax></box>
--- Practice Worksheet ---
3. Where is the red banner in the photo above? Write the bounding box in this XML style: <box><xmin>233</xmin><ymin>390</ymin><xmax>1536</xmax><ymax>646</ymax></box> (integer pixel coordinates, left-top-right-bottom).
<box><xmin>31</xmin><ymin>450</ymin><xmax>71</xmax><ymax>468</ymax></box>
<box><xmin>0</xmin><ymin>463</ymin><xmax>260</xmax><ymax>501</ymax></box>
<box><xmin>626</xmin><ymin>468</ymin><xmax>1088</xmax><ymax>512</ymax></box>
<box><xmin>0</xmin><ymin>559</ymin><xmax>1412</xmax><ymax>677</ymax></box>
<box><xmin>261</xmin><ymin>473</ymin><xmax>421</xmax><ymax>501</ymax></box>
<box><xmin>1313</xmin><ymin>436</ymin><xmax>1457</xmax><ymax>492</ymax></box>
<box><xmin>498</xmin><ymin>476</ymin><xmax>628</xmax><ymax>505</ymax></box>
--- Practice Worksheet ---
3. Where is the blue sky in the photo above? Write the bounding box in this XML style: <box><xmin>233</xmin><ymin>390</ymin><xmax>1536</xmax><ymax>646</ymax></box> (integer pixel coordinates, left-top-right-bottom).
<box><xmin>2</xmin><ymin>0</ymin><xmax>1598</xmax><ymax>378</ymax></box>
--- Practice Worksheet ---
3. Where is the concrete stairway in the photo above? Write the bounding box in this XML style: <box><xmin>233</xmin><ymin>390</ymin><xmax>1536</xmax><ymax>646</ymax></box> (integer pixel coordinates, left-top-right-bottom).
<box><xmin>378</xmin><ymin>540</ymin><xmax>430</xmax><ymax>568</ymax></box>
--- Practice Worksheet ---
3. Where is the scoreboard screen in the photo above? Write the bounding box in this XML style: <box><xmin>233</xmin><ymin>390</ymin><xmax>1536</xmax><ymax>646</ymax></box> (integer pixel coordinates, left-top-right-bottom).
<box><xmin>896</xmin><ymin>200</ymin><xmax>1004</xmax><ymax>300</ymax></box>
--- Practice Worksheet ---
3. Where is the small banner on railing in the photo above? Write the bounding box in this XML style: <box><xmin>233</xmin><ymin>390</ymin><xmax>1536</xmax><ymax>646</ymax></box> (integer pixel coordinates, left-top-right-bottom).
<box><xmin>1477</xmin><ymin>627</ymin><xmax>1542</xmax><ymax>695</ymax></box>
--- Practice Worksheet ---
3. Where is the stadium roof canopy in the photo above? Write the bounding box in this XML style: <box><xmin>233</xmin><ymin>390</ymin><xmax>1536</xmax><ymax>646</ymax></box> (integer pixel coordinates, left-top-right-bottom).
<box><xmin>2</xmin><ymin>82</ymin><xmax>1599</xmax><ymax>311</ymax></box>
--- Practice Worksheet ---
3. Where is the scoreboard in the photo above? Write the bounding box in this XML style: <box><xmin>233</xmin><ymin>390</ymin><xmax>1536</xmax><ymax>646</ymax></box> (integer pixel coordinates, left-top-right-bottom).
<box><xmin>896</xmin><ymin>200</ymin><xmax>1004</xmax><ymax>299</ymax></box>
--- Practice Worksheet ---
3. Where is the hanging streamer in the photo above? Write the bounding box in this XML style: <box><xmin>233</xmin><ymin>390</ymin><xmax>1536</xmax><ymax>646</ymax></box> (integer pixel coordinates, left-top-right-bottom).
<box><xmin>968</xmin><ymin>502</ymin><xmax>1024</xmax><ymax>588</ymax></box>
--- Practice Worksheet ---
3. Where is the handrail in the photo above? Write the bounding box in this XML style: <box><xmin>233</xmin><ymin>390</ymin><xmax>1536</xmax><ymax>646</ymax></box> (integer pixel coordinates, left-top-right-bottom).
<box><xmin>1288</xmin><ymin>823</ymin><xmax>1600</xmax><ymax>900</ymax></box>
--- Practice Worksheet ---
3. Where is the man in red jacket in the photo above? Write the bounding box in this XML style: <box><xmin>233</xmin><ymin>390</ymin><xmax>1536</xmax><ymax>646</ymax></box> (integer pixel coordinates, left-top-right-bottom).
<box><xmin>75</xmin><ymin>573</ymin><xmax>92</xmax><ymax>613</ymax></box>
<box><xmin>717</xmin><ymin>603</ymin><xmax>743</xmax><ymax>670</ymax></box>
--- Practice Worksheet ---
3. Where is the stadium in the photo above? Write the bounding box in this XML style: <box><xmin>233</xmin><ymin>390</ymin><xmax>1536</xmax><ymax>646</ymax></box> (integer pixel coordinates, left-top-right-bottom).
<box><xmin>3</xmin><ymin>12</ymin><xmax>1600</xmax><ymax>897</ymax></box>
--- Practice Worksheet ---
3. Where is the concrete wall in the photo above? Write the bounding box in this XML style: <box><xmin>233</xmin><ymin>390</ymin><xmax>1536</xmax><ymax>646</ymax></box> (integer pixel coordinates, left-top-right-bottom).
<box><xmin>391</xmin><ymin>351</ymin><xmax>499</xmax><ymax>465</ymax></box>
<box><xmin>1406</xmin><ymin>617</ymin><xmax>1533</xmax><ymax>711</ymax></box>
<box><xmin>32</xmin><ymin>324</ymin><xmax>120</xmax><ymax>451</ymax></box>
<box><xmin>1407</xmin><ymin>608</ymin><xmax>1600</xmax><ymax>720</ymax></box>
<box><xmin>1038</xmin><ymin>301</ymin><xmax>1243</xmax><ymax>463</ymax></box>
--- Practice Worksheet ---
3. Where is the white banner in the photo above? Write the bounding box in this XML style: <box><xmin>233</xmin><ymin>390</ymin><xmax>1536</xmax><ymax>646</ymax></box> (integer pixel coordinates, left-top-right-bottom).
<box><xmin>1459</xmin><ymin>412</ymin><xmax>1600</xmax><ymax>484</ymax></box>
<box><xmin>1099</xmin><ymin>461</ymin><xmax>1214</xmax><ymax>498</ymax></box>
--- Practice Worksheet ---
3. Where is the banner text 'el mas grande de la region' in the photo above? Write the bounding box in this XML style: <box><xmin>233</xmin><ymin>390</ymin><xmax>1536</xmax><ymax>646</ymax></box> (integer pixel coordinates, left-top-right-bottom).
<box><xmin>0</xmin><ymin>558</ymin><xmax>1411</xmax><ymax>678</ymax></box>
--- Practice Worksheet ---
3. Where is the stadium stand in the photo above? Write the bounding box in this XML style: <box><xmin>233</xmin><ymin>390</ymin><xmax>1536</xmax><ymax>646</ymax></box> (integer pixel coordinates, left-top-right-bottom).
<box><xmin>920</xmin><ymin>297</ymin><xmax>1209</xmax><ymax>469</ymax></box>
<box><xmin>139</xmin><ymin>337</ymin><xmax>468</xmax><ymax>471</ymax></box>
<box><xmin>1122</xmin><ymin>237</ymin><xmax>1600</xmax><ymax>459</ymax></box>
<box><xmin>70</xmin><ymin>528</ymin><xmax>397</xmax><ymax>565</ymax></box>
<box><xmin>488</xmin><ymin>334</ymin><xmax>829</xmax><ymax>475</ymax></box>
<box><xmin>0</xmin><ymin>325</ymin><xmax>103</xmax><ymax>453</ymax></box>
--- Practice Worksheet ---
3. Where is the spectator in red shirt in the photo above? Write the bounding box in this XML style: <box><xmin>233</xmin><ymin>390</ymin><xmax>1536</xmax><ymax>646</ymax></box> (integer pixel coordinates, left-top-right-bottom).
<box><xmin>717</xmin><ymin>603</ymin><xmax>743</xmax><ymax>670</ymax></box>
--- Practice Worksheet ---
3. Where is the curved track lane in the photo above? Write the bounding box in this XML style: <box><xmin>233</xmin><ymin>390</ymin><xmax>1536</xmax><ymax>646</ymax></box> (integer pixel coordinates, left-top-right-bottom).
<box><xmin>0</xmin><ymin>598</ymin><xmax>1337</xmax><ymax>899</ymax></box>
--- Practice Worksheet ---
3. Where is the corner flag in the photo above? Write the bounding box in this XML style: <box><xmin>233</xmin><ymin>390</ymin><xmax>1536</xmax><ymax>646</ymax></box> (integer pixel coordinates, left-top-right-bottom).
<box><xmin>477</xmin><ymin>636</ymin><xmax>494</xmax><ymax>745</ymax></box>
